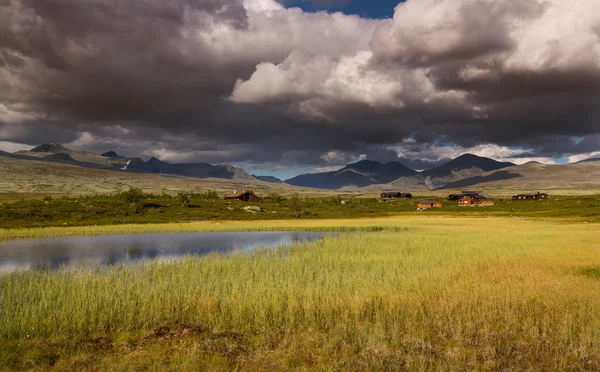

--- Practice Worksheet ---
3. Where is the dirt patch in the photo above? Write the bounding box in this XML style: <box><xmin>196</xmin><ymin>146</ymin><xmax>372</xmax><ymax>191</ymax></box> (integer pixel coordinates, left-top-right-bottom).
<box><xmin>145</xmin><ymin>325</ymin><xmax>209</xmax><ymax>341</ymax></box>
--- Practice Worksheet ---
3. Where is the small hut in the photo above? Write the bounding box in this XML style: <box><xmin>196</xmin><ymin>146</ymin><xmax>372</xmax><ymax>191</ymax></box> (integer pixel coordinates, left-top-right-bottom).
<box><xmin>381</xmin><ymin>192</ymin><xmax>412</xmax><ymax>199</ymax></box>
<box><xmin>512</xmin><ymin>192</ymin><xmax>548</xmax><ymax>201</ymax></box>
<box><xmin>458</xmin><ymin>196</ymin><xmax>495</xmax><ymax>207</ymax></box>
<box><xmin>458</xmin><ymin>197</ymin><xmax>474</xmax><ymax>206</ymax></box>
<box><xmin>417</xmin><ymin>200</ymin><xmax>443</xmax><ymax>209</ymax></box>
<box><xmin>448</xmin><ymin>191</ymin><xmax>484</xmax><ymax>201</ymax></box>
<box><xmin>224</xmin><ymin>190</ymin><xmax>261</xmax><ymax>202</ymax></box>
<box><xmin>477</xmin><ymin>199</ymin><xmax>495</xmax><ymax>206</ymax></box>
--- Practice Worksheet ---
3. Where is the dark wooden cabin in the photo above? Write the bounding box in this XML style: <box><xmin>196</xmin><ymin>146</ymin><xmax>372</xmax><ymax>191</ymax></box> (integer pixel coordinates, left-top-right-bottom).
<box><xmin>461</xmin><ymin>191</ymin><xmax>483</xmax><ymax>197</ymax></box>
<box><xmin>512</xmin><ymin>192</ymin><xmax>548</xmax><ymax>201</ymax></box>
<box><xmin>381</xmin><ymin>192</ymin><xmax>412</xmax><ymax>199</ymax></box>
<box><xmin>224</xmin><ymin>191</ymin><xmax>261</xmax><ymax>202</ymax></box>
<box><xmin>448</xmin><ymin>191</ymin><xmax>483</xmax><ymax>201</ymax></box>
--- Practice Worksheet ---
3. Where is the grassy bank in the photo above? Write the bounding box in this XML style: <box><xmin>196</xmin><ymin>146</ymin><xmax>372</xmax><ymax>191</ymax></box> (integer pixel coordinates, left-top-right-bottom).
<box><xmin>2</xmin><ymin>217</ymin><xmax>600</xmax><ymax>370</ymax></box>
<box><xmin>0</xmin><ymin>218</ymin><xmax>402</xmax><ymax>240</ymax></box>
<box><xmin>2</xmin><ymin>190</ymin><xmax>600</xmax><ymax>230</ymax></box>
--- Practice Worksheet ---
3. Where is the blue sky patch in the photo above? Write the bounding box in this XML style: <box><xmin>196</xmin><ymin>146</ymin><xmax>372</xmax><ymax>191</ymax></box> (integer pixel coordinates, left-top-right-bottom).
<box><xmin>281</xmin><ymin>0</ymin><xmax>400</xmax><ymax>19</ymax></box>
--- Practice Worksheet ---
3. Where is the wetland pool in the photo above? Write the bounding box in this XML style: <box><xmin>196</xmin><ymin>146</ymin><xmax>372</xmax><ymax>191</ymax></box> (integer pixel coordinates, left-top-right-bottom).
<box><xmin>0</xmin><ymin>231</ymin><xmax>335</xmax><ymax>273</ymax></box>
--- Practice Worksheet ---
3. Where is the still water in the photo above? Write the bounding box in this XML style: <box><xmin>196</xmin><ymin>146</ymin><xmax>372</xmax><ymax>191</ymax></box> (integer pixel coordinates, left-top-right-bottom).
<box><xmin>0</xmin><ymin>232</ymin><xmax>334</xmax><ymax>273</ymax></box>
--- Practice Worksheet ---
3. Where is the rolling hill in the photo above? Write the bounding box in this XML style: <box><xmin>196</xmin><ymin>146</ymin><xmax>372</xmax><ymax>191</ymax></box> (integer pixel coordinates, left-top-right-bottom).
<box><xmin>0</xmin><ymin>155</ymin><xmax>327</xmax><ymax>198</ymax></box>
<box><xmin>438</xmin><ymin>160</ymin><xmax>600</xmax><ymax>192</ymax></box>
<box><xmin>146</xmin><ymin>157</ymin><xmax>254</xmax><ymax>180</ymax></box>
<box><xmin>253</xmin><ymin>175</ymin><xmax>283</xmax><ymax>183</ymax></box>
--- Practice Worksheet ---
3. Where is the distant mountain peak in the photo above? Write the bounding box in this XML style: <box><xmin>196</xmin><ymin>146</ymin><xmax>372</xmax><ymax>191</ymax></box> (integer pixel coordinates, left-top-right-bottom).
<box><xmin>454</xmin><ymin>153</ymin><xmax>480</xmax><ymax>159</ymax></box>
<box><xmin>30</xmin><ymin>143</ymin><xmax>70</xmax><ymax>153</ymax></box>
<box><xmin>253</xmin><ymin>175</ymin><xmax>283</xmax><ymax>183</ymax></box>
<box><xmin>376</xmin><ymin>153</ymin><xmax>517</xmax><ymax>191</ymax></box>
<box><xmin>424</xmin><ymin>153</ymin><xmax>514</xmax><ymax>173</ymax></box>
<box><xmin>101</xmin><ymin>151</ymin><xmax>122</xmax><ymax>158</ymax></box>
<box><xmin>286</xmin><ymin>159</ymin><xmax>416</xmax><ymax>189</ymax></box>
<box><xmin>353</xmin><ymin>159</ymin><xmax>380</xmax><ymax>165</ymax></box>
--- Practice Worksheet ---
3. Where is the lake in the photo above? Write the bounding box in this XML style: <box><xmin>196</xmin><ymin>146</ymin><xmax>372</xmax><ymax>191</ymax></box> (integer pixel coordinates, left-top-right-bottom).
<box><xmin>0</xmin><ymin>231</ymin><xmax>335</xmax><ymax>273</ymax></box>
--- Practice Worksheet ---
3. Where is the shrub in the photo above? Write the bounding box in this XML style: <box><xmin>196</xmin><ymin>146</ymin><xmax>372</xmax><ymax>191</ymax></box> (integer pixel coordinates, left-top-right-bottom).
<box><xmin>121</xmin><ymin>187</ymin><xmax>146</xmax><ymax>205</ymax></box>
<box><xmin>290</xmin><ymin>193</ymin><xmax>301</xmax><ymax>212</ymax></box>
<box><xmin>177</xmin><ymin>193</ymin><xmax>190</xmax><ymax>207</ymax></box>
<box><xmin>267</xmin><ymin>194</ymin><xmax>283</xmax><ymax>203</ymax></box>
<box><xmin>194</xmin><ymin>190</ymin><xmax>219</xmax><ymax>200</ymax></box>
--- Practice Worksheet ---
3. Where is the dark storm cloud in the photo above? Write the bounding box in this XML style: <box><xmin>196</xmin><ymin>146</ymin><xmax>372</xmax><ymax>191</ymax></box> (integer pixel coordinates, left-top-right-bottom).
<box><xmin>0</xmin><ymin>122</ymin><xmax>80</xmax><ymax>144</ymax></box>
<box><xmin>0</xmin><ymin>0</ymin><xmax>250</xmax><ymax>122</ymax></box>
<box><xmin>2</xmin><ymin>0</ymin><xmax>600</xmax><ymax>169</ymax></box>
<box><xmin>366</xmin><ymin>0</ymin><xmax>600</xmax><ymax>152</ymax></box>
<box><xmin>0</xmin><ymin>0</ymin><xmax>382</xmax><ymax>168</ymax></box>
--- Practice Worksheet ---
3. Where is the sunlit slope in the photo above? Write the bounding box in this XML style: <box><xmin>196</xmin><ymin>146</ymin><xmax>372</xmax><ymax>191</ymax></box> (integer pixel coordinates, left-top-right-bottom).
<box><xmin>439</xmin><ymin>160</ymin><xmax>600</xmax><ymax>191</ymax></box>
<box><xmin>0</xmin><ymin>156</ymin><xmax>326</xmax><ymax>197</ymax></box>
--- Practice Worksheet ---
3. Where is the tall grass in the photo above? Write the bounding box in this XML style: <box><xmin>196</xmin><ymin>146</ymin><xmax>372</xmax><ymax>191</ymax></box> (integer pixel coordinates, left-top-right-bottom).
<box><xmin>0</xmin><ymin>219</ymin><xmax>399</xmax><ymax>240</ymax></box>
<box><xmin>2</xmin><ymin>218</ymin><xmax>600</xmax><ymax>369</ymax></box>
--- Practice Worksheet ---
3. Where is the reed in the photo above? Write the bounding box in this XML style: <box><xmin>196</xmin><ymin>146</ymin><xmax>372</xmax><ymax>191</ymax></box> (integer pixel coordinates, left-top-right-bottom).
<box><xmin>0</xmin><ymin>218</ymin><xmax>402</xmax><ymax>240</ymax></box>
<box><xmin>2</xmin><ymin>217</ymin><xmax>600</xmax><ymax>370</ymax></box>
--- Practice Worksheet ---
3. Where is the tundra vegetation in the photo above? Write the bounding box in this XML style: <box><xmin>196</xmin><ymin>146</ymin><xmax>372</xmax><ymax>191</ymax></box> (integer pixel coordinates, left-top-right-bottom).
<box><xmin>1</xmin><ymin>189</ymin><xmax>600</xmax><ymax>231</ymax></box>
<box><xmin>1</xmin><ymin>194</ymin><xmax>600</xmax><ymax>370</ymax></box>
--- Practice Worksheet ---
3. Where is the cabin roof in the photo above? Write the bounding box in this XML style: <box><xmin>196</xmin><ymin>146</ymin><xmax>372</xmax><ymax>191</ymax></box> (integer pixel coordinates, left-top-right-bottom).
<box><xmin>225</xmin><ymin>190</ymin><xmax>257</xmax><ymax>198</ymax></box>
<box><xmin>418</xmin><ymin>200</ymin><xmax>437</xmax><ymax>204</ymax></box>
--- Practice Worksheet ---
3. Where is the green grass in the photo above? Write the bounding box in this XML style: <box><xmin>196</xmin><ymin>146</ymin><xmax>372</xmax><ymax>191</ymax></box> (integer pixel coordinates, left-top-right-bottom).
<box><xmin>577</xmin><ymin>266</ymin><xmax>600</xmax><ymax>280</ymax></box>
<box><xmin>2</xmin><ymin>217</ymin><xmax>600</xmax><ymax>370</ymax></box>
<box><xmin>2</xmin><ymin>191</ymin><xmax>600</xmax><ymax>230</ymax></box>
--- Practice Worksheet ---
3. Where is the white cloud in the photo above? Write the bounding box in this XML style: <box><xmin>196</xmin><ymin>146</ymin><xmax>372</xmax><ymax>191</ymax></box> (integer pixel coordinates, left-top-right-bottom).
<box><xmin>233</xmin><ymin>0</ymin><xmax>600</xmax><ymax>127</ymax></box>
<box><xmin>191</xmin><ymin>0</ymin><xmax>381</xmax><ymax>65</ymax></box>
<box><xmin>66</xmin><ymin>132</ymin><xmax>95</xmax><ymax>150</ymax></box>
<box><xmin>0</xmin><ymin>140</ymin><xmax>30</xmax><ymax>153</ymax></box>
<box><xmin>566</xmin><ymin>152</ymin><xmax>600</xmax><ymax>163</ymax></box>
<box><xmin>0</xmin><ymin>104</ymin><xmax>38</xmax><ymax>124</ymax></box>
<box><xmin>393</xmin><ymin>142</ymin><xmax>559</xmax><ymax>167</ymax></box>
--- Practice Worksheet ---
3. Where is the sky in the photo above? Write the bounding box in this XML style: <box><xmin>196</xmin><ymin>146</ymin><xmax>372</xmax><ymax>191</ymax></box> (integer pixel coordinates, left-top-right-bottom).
<box><xmin>1</xmin><ymin>0</ymin><xmax>600</xmax><ymax>180</ymax></box>
<box><xmin>281</xmin><ymin>0</ymin><xmax>399</xmax><ymax>18</ymax></box>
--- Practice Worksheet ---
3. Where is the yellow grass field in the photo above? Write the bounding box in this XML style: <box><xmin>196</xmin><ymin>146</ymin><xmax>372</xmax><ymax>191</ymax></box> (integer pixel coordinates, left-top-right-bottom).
<box><xmin>2</xmin><ymin>216</ymin><xmax>600</xmax><ymax>370</ymax></box>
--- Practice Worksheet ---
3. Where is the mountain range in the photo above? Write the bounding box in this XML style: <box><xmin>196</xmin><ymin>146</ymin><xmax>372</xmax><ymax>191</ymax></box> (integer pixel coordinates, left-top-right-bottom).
<box><xmin>286</xmin><ymin>160</ymin><xmax>417</xmax><ymax>189</ymax></box>
<box><xmin>357</xmin><ymin>154</ymin><xmax>516</xmax><ymax>191</ymax></box>
<box><xmin>13</xmin><ymin>143</ymin><xmax>254</xmax><ymax>180</ymax></box>
<box><xmin>2</xmin><ymin>143</ymin><xmax>600</xmax><ymax>192</ymax></box>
